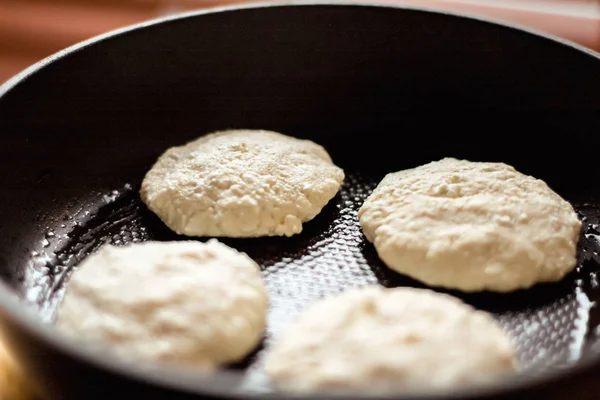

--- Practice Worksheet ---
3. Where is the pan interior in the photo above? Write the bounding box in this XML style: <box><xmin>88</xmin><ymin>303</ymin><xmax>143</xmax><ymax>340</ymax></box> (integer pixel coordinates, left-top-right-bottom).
<box><xmin>18</xmin><ymin>167</ymin><xmax>600</xmax><ymax>391</ymax></box>
<box><xmin>1</xmin><ymin>3</ymin><xmax>600</xmax><ymax>395</ymax></box>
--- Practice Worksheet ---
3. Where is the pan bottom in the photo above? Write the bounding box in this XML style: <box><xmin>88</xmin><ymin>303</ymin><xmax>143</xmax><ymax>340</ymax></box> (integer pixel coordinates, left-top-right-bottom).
<box><xmin>19</xmin><ymin>169</ymin><xmax>600</xmax><ymax>390</ymax></box>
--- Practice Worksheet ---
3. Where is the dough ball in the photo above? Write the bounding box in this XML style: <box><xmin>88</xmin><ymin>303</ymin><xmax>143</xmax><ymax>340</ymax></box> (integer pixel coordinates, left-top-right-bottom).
<box><xmin>358</xmin><ymin>158</ymin><xmax>581</xmax><ymax>292</ymax></box>
<box><xmin>264</xmin><ymin>286</ymin><xmax>517</xmax><ymax>394</ymax></box>
<box><xmin>57</xmin><ymin>239</ymin><xmax>269</xmax><ymax>369</ymax></box>
<box><xmin>140</xmin><ymin>129</ymin><xmax>344</xmax><ymax>237</ymax></box>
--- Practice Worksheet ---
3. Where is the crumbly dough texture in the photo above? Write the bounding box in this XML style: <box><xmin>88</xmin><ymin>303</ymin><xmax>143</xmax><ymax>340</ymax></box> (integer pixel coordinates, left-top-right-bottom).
<box><xmin>57</xmin><ymin>240</ymin><xmax>268</xmax><ymax>369</ymax></box>
<box><xmin>265</xmin><ymin>286</ymin><xmax>517</xmax><ymax>394</ymax></box>
<box><xmin>140</xmin><ymin>130</ymin><xmax>344</xmax><ymax>237</ymax></box>
<box><xmin>358</xmin><ymin>158</ymin><xmax>581</xmax><ymax>292</ymax></box>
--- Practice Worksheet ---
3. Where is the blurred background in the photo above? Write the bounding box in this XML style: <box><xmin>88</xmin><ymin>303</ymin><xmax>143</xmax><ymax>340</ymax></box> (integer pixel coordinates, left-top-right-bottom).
<box><xmin>0</xmin><ymin>0</ymin><xmax>599</xmax><ymax>85</ymax></box>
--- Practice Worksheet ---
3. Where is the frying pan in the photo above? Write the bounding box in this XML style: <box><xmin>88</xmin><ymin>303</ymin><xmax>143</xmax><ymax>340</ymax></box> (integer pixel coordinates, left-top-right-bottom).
<box><xmin>1</xmin><ymin>2</ymin><xmax>600</xmax><ymax>399</ymax></box>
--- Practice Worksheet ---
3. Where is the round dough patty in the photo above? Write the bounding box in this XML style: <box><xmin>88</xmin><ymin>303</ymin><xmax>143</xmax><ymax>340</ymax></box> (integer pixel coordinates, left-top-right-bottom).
<box><xmin>265</xmin><ymin>286</ymin><xmax>517</xmax><ymax>393</ymax></box>
<box><xmin>358</xmin><ymin>158</ymin><xmax>581</xmax><ymax>292</ymax></box>
<box><xmin>57</xmin><ymin>239</ymin><xmax>268</xmax><ymax>369</ymax></box>
<box><xmin>140</xmin><ymin>130</ymin><xmax>344</xmax><ymax>237</ymax></box>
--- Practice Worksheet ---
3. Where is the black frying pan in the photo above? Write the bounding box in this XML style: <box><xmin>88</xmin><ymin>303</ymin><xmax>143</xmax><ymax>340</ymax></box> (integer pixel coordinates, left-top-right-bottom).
<box><xmin>1</xmin><ymin>2</ymin><xmax>600</xmax><ymax>399</ymax></box>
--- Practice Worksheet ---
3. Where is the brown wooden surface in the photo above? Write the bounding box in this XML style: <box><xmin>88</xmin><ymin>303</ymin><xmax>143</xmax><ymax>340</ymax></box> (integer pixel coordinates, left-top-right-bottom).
<box><xmin>0</xmin><ymin>0</ymin><xmax>599</xmax><ymax>399</ymax></box>
<box><xmin>0</xmin><ymin>342</ymin><xmax>38</xmax><ymax>400</ymax></box>
<box><xmin>0</xmin><ymin>0</ymin><xmax>599</xmax><ymax>84</ymax></box>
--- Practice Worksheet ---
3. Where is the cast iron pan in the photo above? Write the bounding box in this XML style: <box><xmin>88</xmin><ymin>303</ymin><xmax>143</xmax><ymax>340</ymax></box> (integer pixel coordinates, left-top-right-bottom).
<box><xmin>1</xmin><ymin>2</ymin><xmax>600</xmax><ymax>399</ymax></box>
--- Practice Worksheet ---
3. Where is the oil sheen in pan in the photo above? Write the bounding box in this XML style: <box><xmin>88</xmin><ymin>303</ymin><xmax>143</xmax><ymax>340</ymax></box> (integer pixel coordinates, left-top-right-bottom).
<box><xmin>21</xmin><ymin>170</ymin><xmax>600</xmax><ymax>390</ymax></box>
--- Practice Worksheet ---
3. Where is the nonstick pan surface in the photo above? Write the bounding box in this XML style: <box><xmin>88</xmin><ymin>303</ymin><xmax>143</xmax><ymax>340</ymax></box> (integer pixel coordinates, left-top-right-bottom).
<box><xmin>1</xmin><ymin>2</ymin><xmax>600</xmax><ymax>400</ymax></box>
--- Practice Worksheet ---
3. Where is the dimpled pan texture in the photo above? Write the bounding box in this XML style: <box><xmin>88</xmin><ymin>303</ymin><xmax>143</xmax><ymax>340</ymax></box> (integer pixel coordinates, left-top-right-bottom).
<box><xmin>20</xmin><ymin>170</ymin><xmax>600</xmax><ymax>385</ymax></box>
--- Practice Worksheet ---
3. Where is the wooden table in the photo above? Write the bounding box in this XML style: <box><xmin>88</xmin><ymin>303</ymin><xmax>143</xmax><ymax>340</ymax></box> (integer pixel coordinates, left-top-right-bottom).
<box><xmin>0</xmin><ymin>0</ymin><xmax>598</xmax><ymax>84</ymax></box>
<box><xmin>0</xmin><ymin>343</ymin><xmax>38</xmax><ymax>400</ymax></box>
<box><xmin>0</xmin><ymin>0</ymin><xmax>599</xmax><ymax>398</ymax></box>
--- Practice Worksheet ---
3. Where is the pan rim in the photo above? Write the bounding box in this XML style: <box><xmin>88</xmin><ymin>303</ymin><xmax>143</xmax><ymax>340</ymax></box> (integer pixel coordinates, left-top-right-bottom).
<box><xmin>1</xmin><ymin>1</ymin><xmax>600</xmax><ymax>399</ymax></box>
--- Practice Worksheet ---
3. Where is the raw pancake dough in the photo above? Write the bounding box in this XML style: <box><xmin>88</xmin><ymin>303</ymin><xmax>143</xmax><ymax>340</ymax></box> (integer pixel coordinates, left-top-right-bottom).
<box><xmin>264</xmin><ymin>286</ymin><xmax>517</xmax><ymax>393</ymax></box>
<box><xmin>57</xmin><ymin>239</ymin><xmax>268</xmax><ymax>369</ymax></box>
<box><xmin>140</xmin><ymin>129</ymin><xmax>344</xmax><ymax>237</ymax></box>
<box><xmin>358</xmin><ymin>158</ymin><xmax>581</xmax><ymax>292</ymax></box>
